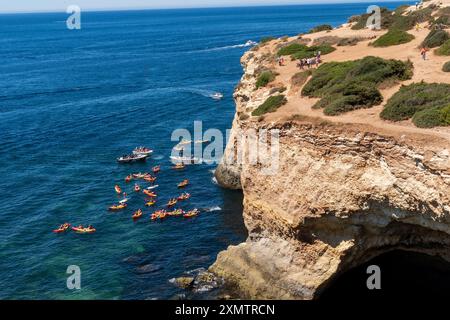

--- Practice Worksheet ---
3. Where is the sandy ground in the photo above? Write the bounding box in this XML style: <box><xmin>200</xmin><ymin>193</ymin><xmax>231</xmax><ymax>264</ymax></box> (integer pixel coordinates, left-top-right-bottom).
<box><xmin>255</xmin><ymin>0</ymin><xmax>450</xmax><ymax>145</ymax></box>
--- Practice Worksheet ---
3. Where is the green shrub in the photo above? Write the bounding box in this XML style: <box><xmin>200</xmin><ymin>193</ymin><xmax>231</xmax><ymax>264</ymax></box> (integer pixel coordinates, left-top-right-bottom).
<box><xmin>291</xmin><ymin>70</ymin><xmax>312</xmax><ymax>87</ymax></box>
<box><xmin>436</xmin><ymin>40</ymin><xmax>450</xmax><ymax>56</ymax></box>
<box><xmin>441</xmin><ymin>105</ymin><xmax>450</xmax><ymax>125</ymax></box>
<box><xmin>443</xmin><ymin>61</ymin><xmax>450</xmax><ymax>72</ymax></box>
<box><xmin>412</xmin><ymin>107</ymin><xmax>446</xmax><ymax>128</ymax></box>
<box><xmin>308</xmin><ymin>24</ymin><xmax>333</xmax><ymax>34</ymax></box>
<box><xmin>277</xmin><ymin>43</ymin><xmax>335</xmax><ymax>59</ymax></box>
<box><xmin>255</xmin><ymin>70</ymin><xmax>276</xmax><ymax>89</ymax></box>
<box><xmin>252</xmin><ymin>95</ymin><xmax>287</xmax><ymax>116</ymax></box>
<box><xmin>302</xmin><ymin>56</ymin><xmax>413</xmax><ymax>115</ymax></box>
<box><xmin>381</xmin><ymin>82</ymin><xmax>450</xmax><ymax>126</ymax></box>
<box><xmin>351</xmin><ymin>7</ymin><xmax>432</xmax><ymax>31</ymax></box>
<box><xmin>372</xmin><ymin>29</ymin><xmax>415</xmax><ymax>47</ymax></box>
<box><xmin>422</xmin><ymin>29</ymin><xmax>450</xmax><ymax>48</ymax></box>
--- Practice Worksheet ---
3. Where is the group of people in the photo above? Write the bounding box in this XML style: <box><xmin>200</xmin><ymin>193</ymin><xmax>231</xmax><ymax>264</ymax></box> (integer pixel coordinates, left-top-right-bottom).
<box><xmin>297</xmin><ymin>51</ymin><xmax>322</xmax><ymax>69</ymax></box>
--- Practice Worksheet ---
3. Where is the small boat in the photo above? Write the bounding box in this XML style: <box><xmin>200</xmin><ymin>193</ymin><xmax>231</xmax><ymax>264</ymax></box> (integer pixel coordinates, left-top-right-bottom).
<box><xmin>119</xmin><ymin>198</ymin><xmax>129</xmax><ymax>204</ymax></box>
<box><xmin>170</xmin><ymin>156</ymin><xmax>199</xmax><ymax>164</ymax></box>
<box><xmin>145</xmin><ymin>200</ymin><xmax>156</xmax><ymax>207</ymax></box>
<box><xmin>115</xmin><ymin>185</ymin><xmax>122</xmax><ymax>194</ymax></box>
<box><xmin>146</xmin><ymin>185</ymin><xmax>159</xmax><ymax>190</ymax></box>
<box><xmin>132</xmin><ymin>172</ymin><xmax>150</xmax><ymax>179</ymax></box>
<box><xmin>125</xmin><ymin>175</ymin><xmax>133</xmax><ymax>183</ymax></box>
<box><xmin>132</xmin><ymin>209</ymin><xmax>143</xmax><ymax>220</ymax></box>
<box><xmin>168</xmin><ymin>209</ymin><xmax>184</xmax><ymax>217</ymax></box>
<box><xmin>133</xmin><ymin>147</ymin><xmax>153</xmax><ymax>156</ymax></box>
<box><xmin>117</xmin><ymin>154</ymin><xmax>148</xmax><ymax>164</ymax></box>
<box><xmin>211</xmin><ymin>92</ymin><xmax>223</xmax><ymax>100</ymax></box>
<box><xmin>134</xmin><ymin>184</ymin><xmax>141</xmax><ymax>192</ymax></box>
<box><xmin>152</xmin><ymin>166</ymin><xmax>161</xmax><ymax>173</ymax></box>
<box><xmin>53</xmin><ymin>223</ymin><xmax>70</xmax><ymax>233</ymax></box>
<box><xmin>194</xmin><ymin>139</ymin><xmax>211</xmax><ymax>144</ymax></box>
<box><xmin>151</xmin><ymin>210</ymin><xmax>168</xmax><ymax>221</ymax></box>
<box><xmin>178</xmin><ymin>140</ymin><xmax>191</xmax><ymax>146</ymax></box>
<box><xmin>172</xmin><ymin>163</ymin><xmax>186</xmax><ymax>170</ymax></box>
<box><xmin>178</xmin><ymin>193</ymin><xmax>191</xmax><ymax>201</ymax></box>
<box><xmin>109</xmin><ymin>203</ymin><xmax>127</xmax><ymax>211</ymax></box>
<box><xmin>178</xmin><ymin>179</ymin><xmax>189</xmax><ymax>188</ymax></box>
<box><xmin>72</xmin><ymin>225</ymin><xmax>96</xmax><ymax>234</ymax></box>
<box><xmin>184</xmin><ymin>209</ymin><xmax>199</xmax><ymax>218</ymax></box>
<box><xmin>144</xmin><ymin>176</ymin><xmax>157</xmax><ymax>183</ymax></box>
<box><xmin>143</xmin><ymin>189</ymin><xmax>157</xmax><ymax>197</ymax></box>
<box><xmin>167</xmin><ymin>198</ymin><xmax>178</xmax><ymax>207</ymax></box>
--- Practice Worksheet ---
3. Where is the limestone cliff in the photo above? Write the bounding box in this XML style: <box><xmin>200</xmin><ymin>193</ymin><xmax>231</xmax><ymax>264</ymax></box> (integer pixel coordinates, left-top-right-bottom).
<box><xmin>211</xmin><ymin>2</ymin><xmax>450</xmax><ymax>299</ymax></box>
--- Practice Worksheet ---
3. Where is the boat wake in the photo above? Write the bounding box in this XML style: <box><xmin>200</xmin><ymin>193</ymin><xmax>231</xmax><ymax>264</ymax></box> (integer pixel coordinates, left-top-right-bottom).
<box><xmin>197</xmin><ymin>40</ymin><xmax>258</xmax><ymax>52</ymax></box>
<box><xmin>205</xmin><ymin>206</ymin><xmax>222</xmax><ymax>212</ymax></box>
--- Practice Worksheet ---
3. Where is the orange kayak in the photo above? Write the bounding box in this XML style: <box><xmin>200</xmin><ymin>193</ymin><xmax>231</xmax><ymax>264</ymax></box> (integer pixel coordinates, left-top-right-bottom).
<box><xmin>115</xmin><ymin>185</ymin><xmax>122</xmax><ymax>194</ymax></box>
<box><xmin>167</xmin><ymin>199</ymin><xmax>178</xmax><ymax>207</ymax></box>
<box><xmin>145</xmin><ymin>200</ymin><xmax>156</xmax><ymax>207</ymax></box>
<box><xmin>125</xmin><ymin>175</ymin><xmax>133</xmax><ymax>183</ymax></box>
<box><xmin>53</xmin><ymin>223</ymin><xmax>70</xmax><ymax>233</ymax></box>
<box><xmin>168</xmin><ymin>209</ymin><xmax>184</xmax><ymax>217</ymax></box>
<box><xmin>184</xmin><ymin>209</ymin><xmax>199</xmax><ymax>218</ymax></box>
<box><xmin>143</xmin><ymin>190</ymin><xmax>157</xmax><ymax>197</ymax></box>
<box><xmin>172</xmin><ymin>164</ymin><xmax>185</xmax><ymax>170</ymax></box>
<box><xmin>152</xmin><ymin>166</ymin><xmax>161</xmax><ymax>173</ymax></box>
<box><xmin>151</xmin><ymin>210</ymin><xmax>168</xmax><ymax>221</ymax></box>
<box><xmin>178</xmin><ymin>193</ymin><xmax>191</xmax><ymax>201</ymax></box>
<box><xmin>178</xmin><ymin>180</ymin><xmax>189</xmax><ymax>188</ymax></box>
<box><xmin>72</xmin><ymin>226</ymin><xmax>96</xmax><ymax>234</ymax></box>
<box><xmin>132</xmin><ymin>209</ymin><xmax>143</xmax><ymax>220</ymax></box>
<box><xmin>144</xmin><ymin>176</ymin><xmax>157</xmax><ymax>183</ymax></box>
<box><xmin>109</xmin><ymin>203</ymin><xmax>127</xmax><ymax>211</ymax></box>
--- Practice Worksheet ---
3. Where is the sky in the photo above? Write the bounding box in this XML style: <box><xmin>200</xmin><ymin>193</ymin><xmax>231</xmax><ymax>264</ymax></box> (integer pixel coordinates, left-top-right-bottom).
<box><xmin>0</xmin><ymin>0</ymin><xmax>409</xmax><ymax>13</ymax></box>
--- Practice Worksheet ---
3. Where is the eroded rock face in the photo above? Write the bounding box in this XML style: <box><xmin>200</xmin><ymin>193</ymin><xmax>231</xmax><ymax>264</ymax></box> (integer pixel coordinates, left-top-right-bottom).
<box><xmin>211</xmin><ymin>48</ymin><xmax>450</xmax><ymax>299</ymax></box>
<box><xmin>211</xmin><ymin>121</ymin><xmax>450</xmax><ymax>299</ymax></box>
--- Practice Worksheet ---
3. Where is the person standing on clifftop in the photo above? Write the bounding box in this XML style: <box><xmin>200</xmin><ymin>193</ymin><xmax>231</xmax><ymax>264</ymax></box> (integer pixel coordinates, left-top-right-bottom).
<box><xmin>420</xmin><ymin>47</ymin><xmax>428</xmax><ymax>60</ymax></box>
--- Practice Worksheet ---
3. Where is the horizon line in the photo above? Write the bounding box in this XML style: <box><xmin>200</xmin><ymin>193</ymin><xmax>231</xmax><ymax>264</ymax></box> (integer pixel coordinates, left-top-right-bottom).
<box><xmin>0</xmin><ymin>0</ymin><xmax>412</xmax><ymax>15</ymax></box>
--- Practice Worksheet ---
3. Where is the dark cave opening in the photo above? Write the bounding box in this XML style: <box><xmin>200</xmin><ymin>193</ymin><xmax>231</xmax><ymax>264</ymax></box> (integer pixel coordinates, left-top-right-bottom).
<box><xmin>319</xmin><ymin>250</ymin><xmax>450</xmax><ymax>300</ymax></box>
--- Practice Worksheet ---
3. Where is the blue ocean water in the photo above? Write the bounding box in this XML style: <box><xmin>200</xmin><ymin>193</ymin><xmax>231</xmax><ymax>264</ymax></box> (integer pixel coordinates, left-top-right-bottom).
<box><xmin>0</xmin><ymin>2</ymin><xmax>410</xmax><ymax>299</ymax></box>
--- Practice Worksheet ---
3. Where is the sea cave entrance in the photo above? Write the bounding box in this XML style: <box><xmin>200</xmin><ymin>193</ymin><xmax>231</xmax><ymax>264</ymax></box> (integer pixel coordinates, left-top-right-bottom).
<box><xmin>319</xmin><ymin>250</ymin><xmax>450</xmax><ymax>300</ymax></box>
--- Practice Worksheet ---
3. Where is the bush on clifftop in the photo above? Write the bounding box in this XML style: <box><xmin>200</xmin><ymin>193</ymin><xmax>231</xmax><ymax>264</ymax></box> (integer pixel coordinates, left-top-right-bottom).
<box><xmin>443</xmin><ymin>61</ymin><xmax>450</xmax><ymax>72</ymax></box>
<box><xmin>308</xmin><ymin>24</ymin><xmax>333</xmax><ymax>34</ymax></box>
<box><xmin>381</xmin><ymin>82</ymin><xmax>450</xmax><ymax>128</ymax></box>
<box><xmin>372</xmin><ymin>29</ymin><xmax>415</xmax><ymax>47</ymax></box>
<box><xmin>277</xmin><ymin>43</ymin><xmax>335</xmax><ymax>59</ymax></box>
<box><xmin>255</xmin><ymin>70</ymin><xmax>277</xmax><ymax>89</ymax></box>
<box><xmin>436</xmin><ymin>40</ymin><xmax>450</xmax><ymax>56</ymax></box>
<box><xmin>302</xmin><ymin>56</ymin><xmax>413</xmax><ymax>116</ymax></box>
<box><xmin>252</xmin><ymin>95</ymin><xmax>287</xmax><ymax>116</ymax></box>
<box><xmin>422</xmin><ymin>29</ymin><xmax>450</xmax><ymax>48</ymax></box>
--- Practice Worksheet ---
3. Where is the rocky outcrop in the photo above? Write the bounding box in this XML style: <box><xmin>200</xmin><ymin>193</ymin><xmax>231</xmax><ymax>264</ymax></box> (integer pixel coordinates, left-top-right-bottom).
<box><xmin>211</xmin><ymin>30</ymin><xmax>450</xmax><ymax>299</ymax></box>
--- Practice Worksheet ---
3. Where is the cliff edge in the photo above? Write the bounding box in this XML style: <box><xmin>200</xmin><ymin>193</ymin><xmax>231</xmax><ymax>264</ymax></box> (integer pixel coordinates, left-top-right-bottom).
<box><xmin>211</xmin><ymin>0</ymin><xmax>450</xmax><ymax>299</ymax></box>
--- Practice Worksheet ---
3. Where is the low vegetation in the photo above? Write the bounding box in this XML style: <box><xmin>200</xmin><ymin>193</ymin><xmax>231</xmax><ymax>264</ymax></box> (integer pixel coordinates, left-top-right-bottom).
<box><xmin>291</xmin><ymin>70</ymin><xmax>312</xmax><ymax>87</ymax></box>
<box><xmin>308</xmin><ymin>24</ymin><xmax>333</xmax><ymax>34</ymax></box>
<box><xmin>443</xmin><ymin>61</ymin><xmax>450</xmax><ymax>72</ymax></box>
<box><xmin>372</xmin><ymin>29</ymin><xmax>415</xmax><ymax>47</ymax></box>
<box><xmin>337</xmin><ymin>37</ymin><xmax>365</xmax><ymax>46</ymax></box>
<box><xmin>277</xmin><ymin>43</ymin><xmax>335</xmax><ymax>59</ymax></box>
<box><xmin>351</xmin><ymin>7</ymin><xmax>433</xmax><ymax>31</ymax></box>
<box><xmin>302</xmin><ymin>56</ymin><xmax>413</xmax><ymax>116</ymax></box>
<box><xmin>432</xmin><ymin>7</ymin><xmax>450</xmax><ymax>27</ymax></box>
<box><xmin>380</xmin><ymin>82</ymin><xmax>450</xmax><ymax>128</ymax></box>
<box><xmin>435</xmin><ymin>40</ymin><xmax>450</xmax><ymax>56</ymax></box>
<box><xmin>252</xmin><ymin>95</ymin><xmax>287</xmax><ymax>116</ymax></box>
<box><xmin>255</xmin><ymin>70</ymin><xmax>277</xmax><ymax>89</ymax></box>
<box><xmin>422</xmin><ymin>29</ymin><xmax>450</xmax><ymax>48</ymax></box>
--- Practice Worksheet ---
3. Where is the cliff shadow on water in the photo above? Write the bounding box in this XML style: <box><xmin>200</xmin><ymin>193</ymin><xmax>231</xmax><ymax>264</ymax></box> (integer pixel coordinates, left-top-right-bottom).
<box><xmin>319</xmin><ymin>250</ymin><xmax>450</xmax><ymax>300</ymax></box>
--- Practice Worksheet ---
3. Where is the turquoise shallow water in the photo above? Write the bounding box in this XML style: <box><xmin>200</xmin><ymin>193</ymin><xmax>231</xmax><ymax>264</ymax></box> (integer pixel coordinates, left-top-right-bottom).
<box><xmin>0</xmin><ymin>2</ymin><xmax>411</xmax><ymax>299</ymax></box>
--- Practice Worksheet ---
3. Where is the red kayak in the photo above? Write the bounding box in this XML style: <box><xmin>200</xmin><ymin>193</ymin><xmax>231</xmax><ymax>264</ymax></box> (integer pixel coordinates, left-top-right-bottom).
<box><xmin>53</xmin><ymin>223</ymin><xmax>70</xmax><ymax>233</ymax></box>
